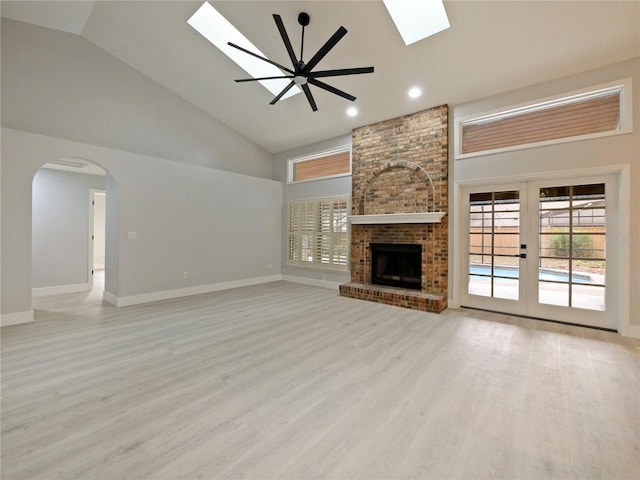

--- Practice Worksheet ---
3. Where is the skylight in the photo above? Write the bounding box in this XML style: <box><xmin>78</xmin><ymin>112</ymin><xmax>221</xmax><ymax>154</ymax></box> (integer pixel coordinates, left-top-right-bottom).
<box><xmin>382</xmin><ymin>0</ymin><xmax>450</xmax><ymax>45</ymax></box>
<box><xmin>187</xmin><ymin>2</ymin><xmax>300</xmax><ymax>100</ymax></box>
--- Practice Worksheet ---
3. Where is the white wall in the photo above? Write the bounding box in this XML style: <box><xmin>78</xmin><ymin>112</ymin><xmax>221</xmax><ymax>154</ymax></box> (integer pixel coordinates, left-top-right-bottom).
<box><xmin>450</xmin><ymin>58</ymin><xmax>640</xmax><ymax>334</ymax></box>
<box><xmin>1</xmin><ymin>128</ymin><xmax>282</xmax><ymax>320</ymax></box>
<box><xmin>273</xmin><ymin>134</ymin><xmax>353</xmax><ymax>288</ymax></box>
<box><xmin>32</xmin><ymin>168</ymin><xmax>105</xmax><ymax>290</ymax></box>
<box><xmin>1</xmin><ymin>18</ymin><xmax>273</xmax><ymax>179</ymax></box>
<box><xmin>104</xmin><ymin>174</ymin><xmax>119</xmax><ymax>298</ymax></box>
<box><xmin>1</xmin><ymin>15</ymin><xmax>283</xmax><ymax>324</ymax></box>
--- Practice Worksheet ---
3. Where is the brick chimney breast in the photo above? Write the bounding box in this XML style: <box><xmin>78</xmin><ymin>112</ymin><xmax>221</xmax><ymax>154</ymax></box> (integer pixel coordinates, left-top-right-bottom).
<box><xmin>340</xmin><ymin>105</ymin><xmax>448</xmax><ymax>313</ymax></box>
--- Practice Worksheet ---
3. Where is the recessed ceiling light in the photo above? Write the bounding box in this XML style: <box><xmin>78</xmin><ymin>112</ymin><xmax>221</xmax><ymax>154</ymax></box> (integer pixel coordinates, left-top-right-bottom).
<box><xmin>383</xmin><ymin>0</ymin><xmax>450</xmax><ymax>46</ymax></box>
<box><xmin>408</xmin><ymin>87</ymin><xmax>422</xmax><ymax>98</ymax></box>
<box><xmin>188</xmin><ymin>2</ymin><xmax>300</xmax><ymax>100</ymax></box>
<box><xmin>347</xmin><ymin>107</ymin><xmax>358</xmax><ymax>117</ymax></box>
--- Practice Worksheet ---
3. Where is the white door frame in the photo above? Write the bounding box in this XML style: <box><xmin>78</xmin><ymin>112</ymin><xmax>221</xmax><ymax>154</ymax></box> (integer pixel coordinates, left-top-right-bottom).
<box><xmin>88</xmin><ymin>189</ymin><xmax>105</xmax><ymax>290</ymax></box>
<box><xmin>452</xmin><ymin>165</ymin><xmax>631</xmax><ymax>334</ymax></box>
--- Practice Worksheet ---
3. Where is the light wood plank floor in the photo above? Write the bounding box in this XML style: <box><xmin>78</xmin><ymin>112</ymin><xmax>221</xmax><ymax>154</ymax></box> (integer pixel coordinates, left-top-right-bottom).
<box><xmin>2</xmin><ymin>278</ymin><xmax>639</xmax><ymax>479</ymax></box>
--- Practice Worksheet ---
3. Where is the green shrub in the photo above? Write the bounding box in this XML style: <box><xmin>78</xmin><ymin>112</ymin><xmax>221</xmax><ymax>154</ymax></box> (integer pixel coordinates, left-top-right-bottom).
<box><xmin>550</xmin><ymin>230</ymin><xmax>594</xmax><ymax>258</ymax></box>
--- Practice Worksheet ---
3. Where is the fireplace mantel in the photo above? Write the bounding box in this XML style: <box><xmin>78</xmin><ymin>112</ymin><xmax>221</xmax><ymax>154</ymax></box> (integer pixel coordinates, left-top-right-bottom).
<box><xmin>347</xmin><ymin>212</ymin><xmax>446</xmax><ymax>224</ymax></box>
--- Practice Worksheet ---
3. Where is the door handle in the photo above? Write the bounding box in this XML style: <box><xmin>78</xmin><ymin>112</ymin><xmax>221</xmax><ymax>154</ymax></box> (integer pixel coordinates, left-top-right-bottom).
<box><xmin>520</xmin><ymin>244</ymin><xmax>527</xmax><ymax>259</ymax></box>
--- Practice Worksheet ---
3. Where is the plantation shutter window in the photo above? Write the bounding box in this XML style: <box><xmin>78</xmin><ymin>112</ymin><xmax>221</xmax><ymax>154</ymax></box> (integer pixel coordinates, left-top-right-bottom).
<box><xmin>287</xmin><ymin>197</ymin><xmax>349</xmax><ymax>269</ymax></box>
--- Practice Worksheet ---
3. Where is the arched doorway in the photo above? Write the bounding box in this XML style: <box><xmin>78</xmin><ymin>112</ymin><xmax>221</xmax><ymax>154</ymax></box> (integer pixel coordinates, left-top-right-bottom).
<box><xmin>31</xmin><ymin>157</ymin><xmax>110</xmax><ymax>309</ymax></box>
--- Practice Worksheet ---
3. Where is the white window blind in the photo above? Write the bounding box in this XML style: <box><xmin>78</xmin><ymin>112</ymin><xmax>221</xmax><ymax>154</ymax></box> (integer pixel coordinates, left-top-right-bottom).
<box><xmin>287</xmin><ymin>197</ymin><xmax>349</xmax><ymax>270</ymax></box>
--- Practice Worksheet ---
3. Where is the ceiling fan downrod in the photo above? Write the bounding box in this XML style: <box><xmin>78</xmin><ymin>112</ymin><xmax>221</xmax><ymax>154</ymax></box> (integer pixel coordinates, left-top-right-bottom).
<box><xmin>298</xmin><ymin>12</ymin><xmax>310</xmax><ymax>63</ymax></box>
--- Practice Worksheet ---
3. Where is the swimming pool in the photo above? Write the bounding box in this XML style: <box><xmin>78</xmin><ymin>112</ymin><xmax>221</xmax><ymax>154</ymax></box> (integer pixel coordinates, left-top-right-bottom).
<box><xmin>469</xmin><ymin>264</ymin><xmax>594</xmax><ymax>284</ymax></box>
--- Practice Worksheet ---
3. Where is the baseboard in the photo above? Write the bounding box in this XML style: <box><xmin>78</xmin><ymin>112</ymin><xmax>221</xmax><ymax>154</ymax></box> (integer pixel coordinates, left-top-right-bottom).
<box><xmin>103</xmin><ymin>275</ymin><xmax>284</xmax><ymax>307</ymax></box>
<box><xmin>282</xmin><ymin>275</ymin><xmax>342</xmax><ymax>290</ymax></box>
<box><xmin>33</xmin><ymin>283</ymin><xmax>89</xmax><ymax>297</ymax></box>
<box><xmin>103</xmin><ymin>291</ymin><xmax>119</xmax><ymax>306</ymax></box>
<box><xmin>1</xmin><ymin>310</ymin><xmax>34</xmax><ymax>327</ymax></box>
<box><xmin>620</xmin><ymin>323</ymin><xmax>640</xmax><ymax>339</ymax></box>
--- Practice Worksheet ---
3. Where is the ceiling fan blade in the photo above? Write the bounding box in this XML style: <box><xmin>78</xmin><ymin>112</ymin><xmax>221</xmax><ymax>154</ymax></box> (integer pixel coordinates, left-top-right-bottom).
<box><xmin>269</xmin><ymin>81</ymin><xmax>296</xmax><ymax>105</ymax></box>
<box><xmin>273</xmin><ymin>14</ymin><xmax>298</xmax><ymax>68</ymax></box>
<box><xmin>227</xmin><ymin>42</ymin><xmax>295</xmax><ymax>75</ymax></box>
<box><xmin>301</xmin><ymin>84</ymin><xmax>318</xmax><ymax>112</ymax></box>
<box><xmin>308</xmin><ymin>78</ymin><xmax>356</xmax><ymax>102</ymax></box>
<box><xmin>235</xmin><ymin>75</ymin><xmax>293</xmax><ymax>82</ymax></box>
<box><xmin>309</xmin><ymin>67</ymin><xmax>374</xmax><ymax>78</ymax></box>
<box><xmin>303</xmin><ymin>26</ymin><xmax>347</xmax><ymax>73</ymax></box>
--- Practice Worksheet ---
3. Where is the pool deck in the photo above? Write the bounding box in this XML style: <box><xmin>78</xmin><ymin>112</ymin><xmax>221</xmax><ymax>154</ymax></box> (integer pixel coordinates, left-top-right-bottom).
<box><xmin>468</xmin><ymin>276</ymin><xmax>605</xmax><ymax>310</ymax></box>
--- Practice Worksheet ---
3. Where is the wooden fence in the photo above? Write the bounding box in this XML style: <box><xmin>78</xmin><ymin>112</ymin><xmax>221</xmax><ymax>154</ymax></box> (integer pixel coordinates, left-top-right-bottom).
<box><xmin>469</xmin><ymin>227</ymin><xmax>606</xmax><ymax>257</ymax></box>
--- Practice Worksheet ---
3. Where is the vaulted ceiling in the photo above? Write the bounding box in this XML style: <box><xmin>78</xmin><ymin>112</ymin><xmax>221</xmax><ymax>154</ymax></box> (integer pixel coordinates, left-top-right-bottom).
<box><xmin>2</xmin><ymin>1</ymin><xmax>639</xmax><ymax>153</ymax></box>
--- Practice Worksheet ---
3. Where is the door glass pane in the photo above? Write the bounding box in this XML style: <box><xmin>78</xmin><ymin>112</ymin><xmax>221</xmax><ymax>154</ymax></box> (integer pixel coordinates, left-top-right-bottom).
<box><xmin>469</xmin><ymin>191</ymin><xmax>519</xmax><ymax>299</ymax></box>
<box><xmin>539</xmin><ymin>281</ymin><xmax>569</xmax><ymax>307</ymax></box>
<box><xmin>571</xmin><ymin>259</ymin><xmax>605</xmax><ymax>284</ymax></box>
<box><xmin>539</xmin><ymin>258</ymin><xmax>569</xmax><ymax>272</ymax></box>
<box><xmin>540</xmin><ymin>233</ymin><xmax>570</xmax><ymax>258</ymax></box>
<box><xmin>572</xmin><ymin>284</ymin><xmax>605</xmax><ymax>311</ymax></box>
<box><xmin>538</xmin><ymin>183</ymin><xmax>606</xmax><ymax>310</ymax></box>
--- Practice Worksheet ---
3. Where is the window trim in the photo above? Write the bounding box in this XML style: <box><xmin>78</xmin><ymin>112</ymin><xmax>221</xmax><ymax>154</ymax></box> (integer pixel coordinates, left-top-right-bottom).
<box><xmin>287</xmin><ymin>147</ymin><xmax>352</xmax><ymax>184</ymax></box>
<box><xmin>286</xmin><ymin>195</ymin><xmax>350</xmax><ymax>271</ymax></box>
<box><xmin>454</xmin><ymin>78</ymin><xmax>633</xmax><ymax>160</ymax></box>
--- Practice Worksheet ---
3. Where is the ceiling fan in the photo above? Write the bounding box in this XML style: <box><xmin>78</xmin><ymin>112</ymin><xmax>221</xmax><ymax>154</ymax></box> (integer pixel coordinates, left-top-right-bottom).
<box><xmin>228</xmin><ymin>12</ymin><xmax>374</xmax><ymax>112</ymax></box>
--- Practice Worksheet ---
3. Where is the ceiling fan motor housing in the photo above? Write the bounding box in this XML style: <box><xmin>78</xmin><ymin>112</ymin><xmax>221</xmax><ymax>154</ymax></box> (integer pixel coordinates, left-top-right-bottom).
<box><xmin>298</xmin><ymin>12</ymin><xmax>310</xmax><ymax>27</ymax></box>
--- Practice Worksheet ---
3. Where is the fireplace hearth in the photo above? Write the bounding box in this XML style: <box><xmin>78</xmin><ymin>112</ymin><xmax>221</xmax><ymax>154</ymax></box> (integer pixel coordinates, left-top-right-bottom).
<box><xmin>371</xmin><ymin>243</ymin><xmax>421</xmax><ymax>290</ymax></box>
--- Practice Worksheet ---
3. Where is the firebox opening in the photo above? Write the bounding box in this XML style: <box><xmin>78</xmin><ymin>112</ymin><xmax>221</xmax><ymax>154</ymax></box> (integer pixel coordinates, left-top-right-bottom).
<box><xmin>371</xmin><ymin>243</ymin><xmax>422</xmax><ymax>290</ymax></box>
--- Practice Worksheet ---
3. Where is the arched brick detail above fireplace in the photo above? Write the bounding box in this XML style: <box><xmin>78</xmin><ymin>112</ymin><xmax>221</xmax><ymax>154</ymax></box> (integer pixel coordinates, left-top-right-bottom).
<box><xmin>358</xmin><ymin>160</ymin><xmax>436</xmax><ymax>215</ymax></box>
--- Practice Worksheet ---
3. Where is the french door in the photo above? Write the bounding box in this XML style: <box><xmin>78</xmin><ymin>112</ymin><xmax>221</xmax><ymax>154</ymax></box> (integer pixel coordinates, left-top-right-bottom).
<box><xmin>461</xmin><ymin>175</ymin><xmax>616</xmax><ymax>330</ymax></box>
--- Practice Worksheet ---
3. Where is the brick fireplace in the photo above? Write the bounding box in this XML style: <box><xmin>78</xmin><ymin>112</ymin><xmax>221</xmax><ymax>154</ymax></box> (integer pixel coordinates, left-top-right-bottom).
<box><xmin>339</xmin><ymin>105</ymin><xmax>448</xmax><ymax>313</ymax></box>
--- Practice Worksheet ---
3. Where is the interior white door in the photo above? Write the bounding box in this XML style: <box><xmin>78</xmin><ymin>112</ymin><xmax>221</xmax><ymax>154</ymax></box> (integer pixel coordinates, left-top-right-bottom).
<box><xmin>88</xmin><ymin>189</ymin><xmax>106</xmax><ymax>290</ymax></box>
<box><xmin>461</xmin><ymin>175</ymin><xmax>617</xmax><ymax>330</ymax></box>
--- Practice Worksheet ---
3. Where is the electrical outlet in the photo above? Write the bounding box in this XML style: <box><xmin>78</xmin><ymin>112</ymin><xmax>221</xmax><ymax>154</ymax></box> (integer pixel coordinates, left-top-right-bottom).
<box><xmin>183</xmin><ymin>271</ymin><xmax>189</xmax><ymax>279</ymax></box>
<box><xmin>266</xmin><ymin>263</ymin><xmax>273</xmax><ymax>269</ymax></box>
